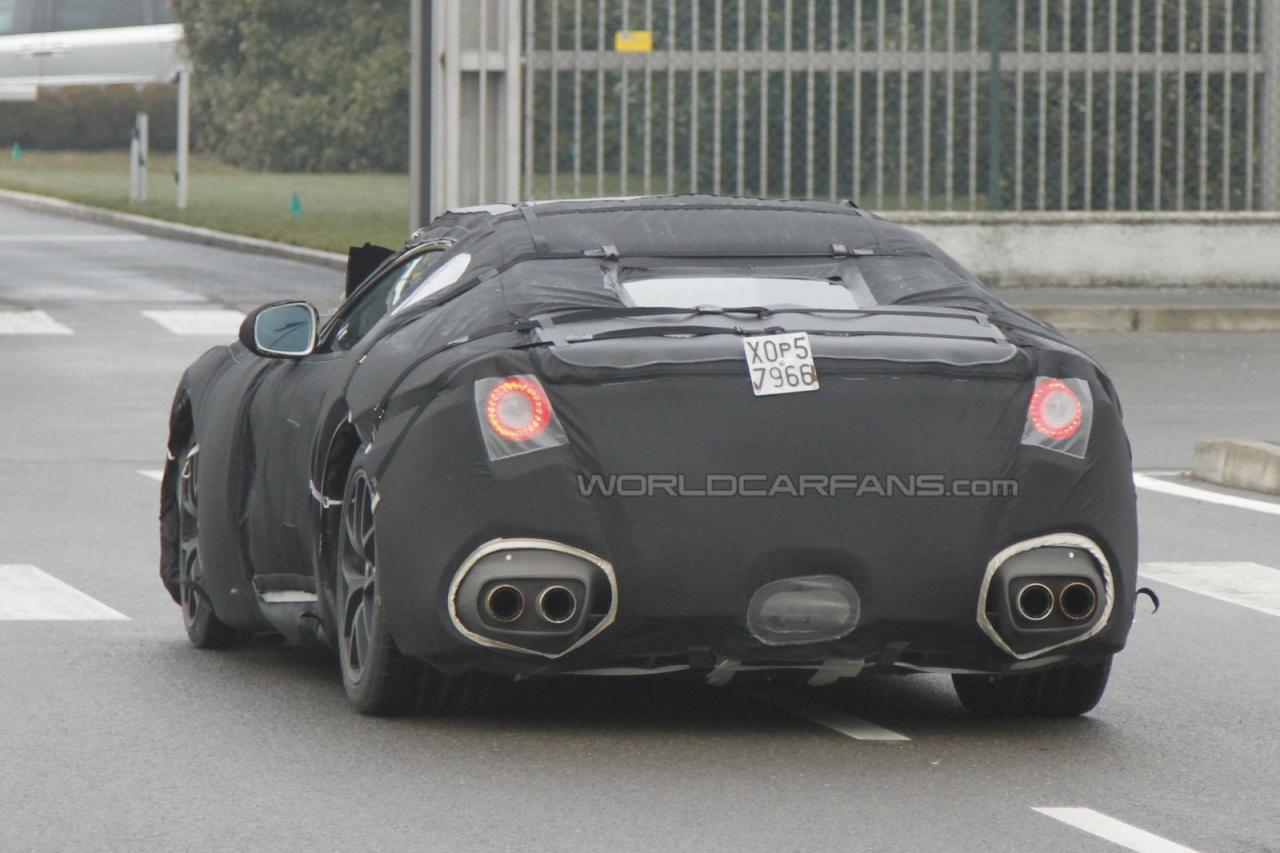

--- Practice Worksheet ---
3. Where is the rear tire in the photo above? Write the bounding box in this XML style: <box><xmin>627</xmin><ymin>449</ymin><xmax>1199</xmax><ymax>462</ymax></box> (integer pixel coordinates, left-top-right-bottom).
<box><xmin>952</xmin><ymin>657</ymin><xmax>1112</xmax><ymax>718</ymax></box>
<box><xmin>335</xmin><ymin>465</ymin><xmax>493</xmax><ymax>716</ymax></box>
<box><xmin>175</xmin><ymin>443</ymin><xmax>239</xmax><ymax>649</ymax></box>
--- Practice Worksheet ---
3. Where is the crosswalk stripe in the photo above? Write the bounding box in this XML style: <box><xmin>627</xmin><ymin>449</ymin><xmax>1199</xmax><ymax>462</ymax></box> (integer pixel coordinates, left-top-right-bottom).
<box><xmin>752</xmin><ymin>691</ymin><xmax>911</xmax><ymax>742</ymax></box>
<box><xmin>1140</xmin><ymin>562</ymin><xmax>1280</xmax><ymax>619</ymax></box>
<box><xmin>142</xmin><ymin>309</ymin><xmax>244</xmax><ymax>336</ymax></box>
<box><xmin>1034</xmin><ymin>807</ymin><xmax>1199</xmax><ymax>853</ymax></box>
<box><xmin>0</xmin><ymin>564</ymin><xmax>128</xmax><ymax>621</ymax></box>
<box><xmin>0</xmin><ymin>310</ymin><xmax>73</xmax><ymax>335</ymax></box>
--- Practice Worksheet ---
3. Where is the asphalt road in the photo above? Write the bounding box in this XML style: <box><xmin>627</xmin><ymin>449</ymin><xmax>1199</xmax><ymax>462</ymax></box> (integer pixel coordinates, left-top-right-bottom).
<box><xmin>2</xmin><ymin>201</ymin><xmax>1278</xmax><ymax>853</ymax></box>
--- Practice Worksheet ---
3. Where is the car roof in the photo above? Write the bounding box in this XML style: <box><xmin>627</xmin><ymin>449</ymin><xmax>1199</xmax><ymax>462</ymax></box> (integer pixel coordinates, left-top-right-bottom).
<box><xmin>409</xmin><ymin>195</ymin><xmax>873</xmax><ymax>254</ymax></box>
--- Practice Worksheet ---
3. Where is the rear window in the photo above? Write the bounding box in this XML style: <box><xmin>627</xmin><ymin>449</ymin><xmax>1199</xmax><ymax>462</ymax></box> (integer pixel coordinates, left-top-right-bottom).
<box><xmin>621</xmin><ymin>277</ymin><xmax>862</xmax><ymax>310</ymax></box>
<box><xmin>855</xmin><ymin>255</ymin><xmax>975</xmax><ymax>304</ymax></box>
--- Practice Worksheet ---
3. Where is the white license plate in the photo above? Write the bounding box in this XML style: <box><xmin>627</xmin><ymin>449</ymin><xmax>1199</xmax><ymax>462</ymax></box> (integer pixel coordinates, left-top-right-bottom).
<box><xmin>743</xmin><ymin>332</ymin><xmax>820</xmax><ymax>396</ymax></box>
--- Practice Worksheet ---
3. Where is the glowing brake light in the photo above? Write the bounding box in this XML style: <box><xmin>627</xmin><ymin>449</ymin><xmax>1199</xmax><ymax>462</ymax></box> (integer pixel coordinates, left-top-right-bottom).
<box><xmin>1028</xmin><ymin>378</ymin><xmax>1083</xmax><ymax>440</ymax></box>
<box><xmin>486</xmin><ymin>377</ymin><xmax>552</xmax><ymax>441</ymax></box>
<box><xmin>1021</xmin><ymin>377</ymin><xmax>1094</xmax><ymax>459</ymax></box>
<box><xmin>475</xmin><ymin>375</ymin><xmax>568</xmax><ymax>461</ymax></box>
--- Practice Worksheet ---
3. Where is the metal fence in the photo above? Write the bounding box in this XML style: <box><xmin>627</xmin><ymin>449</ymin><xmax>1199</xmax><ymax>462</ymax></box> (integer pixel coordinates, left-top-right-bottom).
<box><xmin>520</xmin><ymin>0</ymin><xmax>1280</xmax><ymax>211</ymax></box>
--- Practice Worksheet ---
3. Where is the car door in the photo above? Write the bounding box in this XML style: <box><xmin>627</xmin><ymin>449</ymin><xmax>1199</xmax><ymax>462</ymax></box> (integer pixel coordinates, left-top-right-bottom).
<box><xmin>0</xmin><ymin>0</ymin><xmax>42</xmax><ymax>86</ymax></box>
<box><xmin>241</xmin><ymin>246</ymin><xmax>451</xmax><ymax>583</ymax></box>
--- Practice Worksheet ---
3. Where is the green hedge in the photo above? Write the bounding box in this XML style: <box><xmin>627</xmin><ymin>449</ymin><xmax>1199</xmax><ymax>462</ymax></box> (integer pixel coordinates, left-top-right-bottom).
<box><xmin>0</xmin><ymin>85</ymin><xmax>177</xmax><ymax>151</ymax></box>
<box><xmin>173</xmin><ymin>0</ymin><xmax>410</xmax><ymax>173</ymax></box>
<box><xmin>2</xmin><ymin>1</ymin><xmax>410</xmax><ymax>173</ymax></box>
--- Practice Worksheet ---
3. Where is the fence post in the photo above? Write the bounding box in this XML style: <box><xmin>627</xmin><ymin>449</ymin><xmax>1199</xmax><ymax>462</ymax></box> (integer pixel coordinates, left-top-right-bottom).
<box><xmin>136</xmin><ymin>112</ymin><xmax>149</xmax><ymax>202</ymax></box>
<box><xmin>129</xmin><ymin>113</ymin><xmax>150</xmax><ymax>201</ymax></box>
<box><xmin>410</xmin><ymin>0</ymin><xmax>433</xmax><ymax>230</ymax></box>
<box><xmin>176</xmin><ymin>65</ymin><xmax>190</xmax><ymax>210</ymax></box>
<box><xmin>503</xmin><ymin>0</ymin><xmax>522</xmax><ymax>204</ymax></box>
<box><xmin>986</xmin><ymin>3</ymin><xmax>1004</xmax><ymax>211</ymax></box>
<box><xmin>432</xmin><ymin>0</ymin><xmax>522</xmax><ymax>211</ymax></box>
<box><xmin>1263</xmin><ymin>4</ymin><xmax>1280</xmax><ymax>209</ymax></box>
<box><xmin>129</xmin><ymin>124</ymin><xmax>139</xmax><ymax>201</ymax></box>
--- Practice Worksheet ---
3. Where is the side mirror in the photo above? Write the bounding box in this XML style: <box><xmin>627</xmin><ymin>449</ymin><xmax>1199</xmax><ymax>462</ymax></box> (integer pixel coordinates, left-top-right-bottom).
<box><xmin>239</xmin><ymin>301</ymin><xmax>318</xmax><ymax>358</ymax></box>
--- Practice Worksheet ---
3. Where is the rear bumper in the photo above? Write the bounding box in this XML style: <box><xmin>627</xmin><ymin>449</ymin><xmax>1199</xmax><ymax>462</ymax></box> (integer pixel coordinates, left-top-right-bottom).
<box><xmin>367</xmin><ymin>361</ymin><xmax>1138</xmax><ymax>677</ymax></box>
<box><xmin>396</xmin><ymin>529</ymin><xmax>1127</xmax><ymax>678</ymax></box>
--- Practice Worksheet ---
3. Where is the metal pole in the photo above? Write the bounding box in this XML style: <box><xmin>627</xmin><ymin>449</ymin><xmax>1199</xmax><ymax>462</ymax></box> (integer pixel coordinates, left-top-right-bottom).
<box><xmin>441</xmin><ymin>1</ymin><xmax>460</xmax><ymax>210</ymax></box>
<box><xmin>410</xmin><ymin>0</ymin><xmax>433</xmax><ymax>229</ymax></box>
<box><xmin>523</xmin><ymin>0</ymin><xmax>534</xmax><ymax>200</ymax></box>
<box><xmin>176</xmin><ymin>65</ymin><xmax>189</xmax><ymax>210</ymax></box>
<box><xmin>968</xmin><ymin>0</ymin><xmax>978</xmax><ymax>209</ymax></box>
<box><xmin>986</xmin><ymin>1</ymin><xmax>1003</xmax><ymax>211</ymax></box>
<box><xmin>137</xmin><ymin>112</ymin><xmax>149</xmax><ymax>201</ymax></box>
<box><xmin>477</xmin><ymin>0</ymin><xmax>488</xmax><ymax>203</ymax></box>
<box><xmin>1244</xmin><ymin>0</ymin><xmax>1255</xmax><ymax>209</ymax></box>
<box><xmin>129</xmin><ymin>122</ymin><xmax>140</xmax><ymax>202</ymax></box>
<box><xmin>1263</xmin><ymin>2</ymin><xmax>1280</xmax><ymax>209</ymax></box>
<box><xmin>504</xmin><ymin>0</ymin><xmax>522</xmax><ymax>202</ymax></box>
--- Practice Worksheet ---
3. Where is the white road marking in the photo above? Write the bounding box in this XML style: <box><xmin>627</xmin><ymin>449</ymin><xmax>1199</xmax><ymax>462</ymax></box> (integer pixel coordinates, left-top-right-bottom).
<box><xmin>1034</xmin><ymin>807</ymin><xmax>1199</xmax><ymax>853</ymax></box>
<box><xmin>259</xmin><ymin>590</ymin><xmax>318</xmax><ymax>604</ymax></box>
<box><xmin>142</xmin><ymin>309</ymin><xmax>244</xmax><ymax>336</ymax></box>
<box><xmin>0</xmin><ymin>310</ymin><xmax>73</xmax><ymax>335</ymax></box>
<box><xmin>0</xmin><ymin>565</ymin><xmax>128</xmax><ymax>621</ymax></box>
<box><xmin>1130</xmin><ymin>404</ymin><xmax>1280</xmax><ymax>412</ymax></box>
<box><xmin>137</xmin><ymin>469</ymin><xmax>164</xmax><ymax>482</ymax></box>
<box><xmin>1141</xmin><ymin>562</ymin><xmax>1280</xmax><ymax>619</ymax></box>
<box><xmin>0</xmin><ymin>234</ymin><xmax>147</xmax><ymax>243</ymax></box>
<box><xmin>753</xmin><ymin>691</ymin><xmax>911</xmax><ymax>742</ymax></box>
<box><xmin>1133</xmin><ymin>472</ymin><xmax>1280</xmax><ymax>517</ymax></box>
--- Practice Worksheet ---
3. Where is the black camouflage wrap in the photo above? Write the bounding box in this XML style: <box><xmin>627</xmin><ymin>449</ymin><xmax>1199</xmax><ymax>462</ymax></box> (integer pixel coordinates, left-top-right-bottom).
<box><xmin>160</xmin><ymin>196</ymin><xmax>1137</xmax><ymax>676</ymax></box>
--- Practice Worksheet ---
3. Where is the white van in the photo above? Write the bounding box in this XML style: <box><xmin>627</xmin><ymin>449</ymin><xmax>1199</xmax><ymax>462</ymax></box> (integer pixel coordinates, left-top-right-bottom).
<box><xmin>0</xmin><ymin>0</ymin><xmax>182</xmax><ymax>88</ymax></box>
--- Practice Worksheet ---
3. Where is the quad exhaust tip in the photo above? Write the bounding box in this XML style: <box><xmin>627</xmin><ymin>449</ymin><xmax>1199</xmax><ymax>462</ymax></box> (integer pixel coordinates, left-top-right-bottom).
<box><xmin>484</xmin><ymin>584</ymin><xmax>524</xmax><ymax>623</ymax></box>
<box><xmin>537</xmin><ymin>585</ymin><xmax>578</xmax><ymax>625</ymax></box>
<box><xmin>1015</xmin><ymin>582</ymin><xmax>1055</xmax><ymax>622</ymax></box>
<box><xmin>1059</xmin><ymin>581</ymin><xmax>1097</xmax><ymax>621</ymax></box>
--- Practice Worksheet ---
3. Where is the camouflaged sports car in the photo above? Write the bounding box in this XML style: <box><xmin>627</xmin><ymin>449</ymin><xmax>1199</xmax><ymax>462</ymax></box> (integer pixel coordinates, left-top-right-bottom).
<box><xmin>160</xmin><ymin>196</ymin><xmax>1136</xmax><ymax>717</ymax></box>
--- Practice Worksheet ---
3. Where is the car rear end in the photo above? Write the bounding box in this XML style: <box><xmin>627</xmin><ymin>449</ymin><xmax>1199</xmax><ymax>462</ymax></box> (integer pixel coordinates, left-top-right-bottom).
<box><xmin>369</xmin><ymin>305</ymin><xmax>1138</xmax><ymax>680</ymax></box>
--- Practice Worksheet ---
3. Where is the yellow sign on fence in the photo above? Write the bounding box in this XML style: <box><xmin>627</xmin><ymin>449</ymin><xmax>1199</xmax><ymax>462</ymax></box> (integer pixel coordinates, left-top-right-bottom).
<box><xmin>614</xmin><ymin>30</ymin><xmax>653</xmax><ymax>53</ymax></box>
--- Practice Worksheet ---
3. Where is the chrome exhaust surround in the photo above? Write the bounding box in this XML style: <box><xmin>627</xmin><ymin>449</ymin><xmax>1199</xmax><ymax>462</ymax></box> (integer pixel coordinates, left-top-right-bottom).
<box><xmin>447</xmin><ymin>538</ymin><xmax>618</xmax><ymax>659</ymax></box>
<box><xmin>976</xmin><ymin>532</ymin><xmax>1115</xmax><ymax>661</ymax></box>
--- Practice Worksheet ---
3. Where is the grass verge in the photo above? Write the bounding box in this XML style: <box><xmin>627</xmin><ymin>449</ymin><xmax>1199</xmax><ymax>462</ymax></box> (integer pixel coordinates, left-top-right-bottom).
<box><xmin>0</xmin><ymin>150</ymin><xmax>828</xmax><ymax>252</ymax></box>
<box><xmin>0</xmin><ymin>150</ymin><xmax>409</xmax><ymax>252</ymax></box>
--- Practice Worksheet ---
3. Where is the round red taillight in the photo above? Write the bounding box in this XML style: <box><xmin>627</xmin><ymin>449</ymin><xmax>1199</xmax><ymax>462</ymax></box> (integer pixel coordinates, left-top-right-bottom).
<box><xmin>1028</xmin><ymin>379</ymin><xmax>1083</xmax><ymax>440</ymax></box>
<box><xmin>485</xmin><ymin>377</ymin><xmax>552</xmax><ymax>441</ymax></box>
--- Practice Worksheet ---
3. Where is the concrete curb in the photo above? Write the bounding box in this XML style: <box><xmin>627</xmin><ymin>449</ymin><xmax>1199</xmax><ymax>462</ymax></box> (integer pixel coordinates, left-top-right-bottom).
<box><xmin>1192</xmin><ymin>439</ymin><xmax>1280</xmax><ymax>496</ymax></box>
<box><xmin>0</xmin><ymin>188</ymin><xmax>347</xmax><ymax>270</ymax></box>
<box><xmin>1025</xmin><ymin>305</ymin><xmax>1280</xmax><ymax>332</ymax></box>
